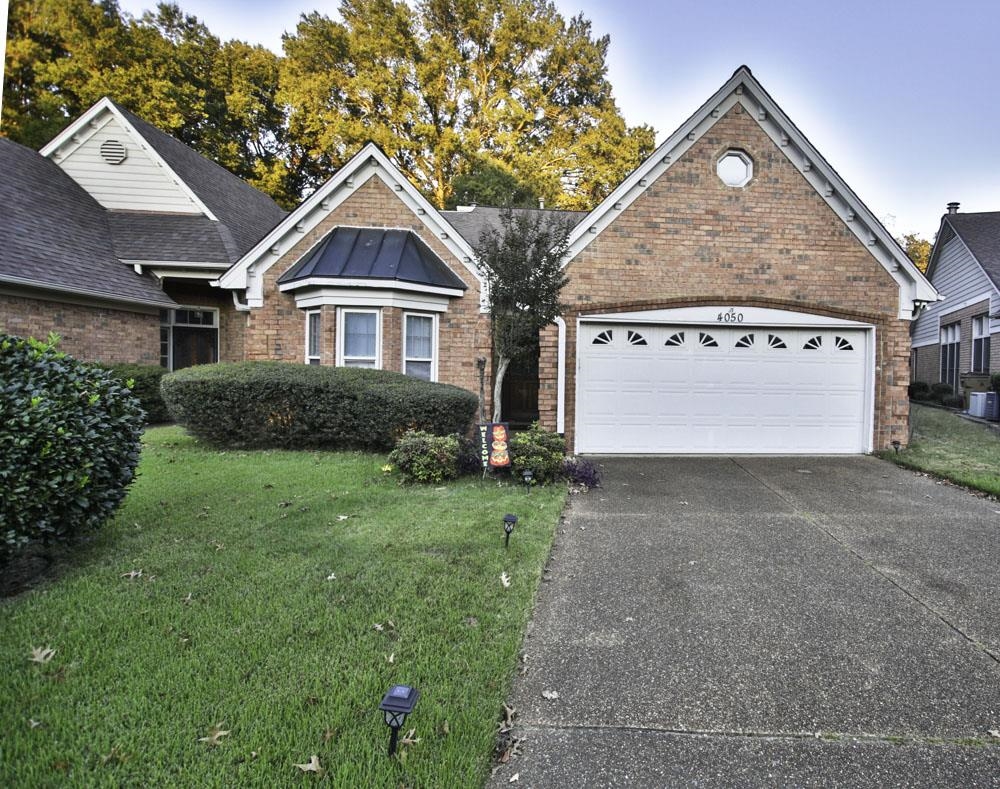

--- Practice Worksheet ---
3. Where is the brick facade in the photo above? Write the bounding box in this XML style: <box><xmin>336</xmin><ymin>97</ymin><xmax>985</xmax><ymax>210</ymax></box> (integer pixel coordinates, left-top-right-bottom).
<box><xmin>0</xmin><ymin>292</ymin><xmax>159</xmax><ymax>364</ymax></box>
<box><xmin>245</xmin><ymin>178</ymin><xmax>492</xmax><ymax>399</ymax></box>
<box><xmin>539</xmin><ymin>105</ymin><xmax>910</xmax><ymax>452</ymax></box>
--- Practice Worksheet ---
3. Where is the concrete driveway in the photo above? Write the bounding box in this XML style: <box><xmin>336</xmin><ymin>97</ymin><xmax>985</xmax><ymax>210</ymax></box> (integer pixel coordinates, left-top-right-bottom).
<box><xmin>489</xmin><ymin>457</ymin><xmax>1000</xmax><ymax>787</ymax></box>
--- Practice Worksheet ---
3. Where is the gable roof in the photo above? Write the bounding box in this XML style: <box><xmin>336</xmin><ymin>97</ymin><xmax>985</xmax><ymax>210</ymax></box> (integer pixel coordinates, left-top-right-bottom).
<box><xmin>219</xmin><ymin>143</ymin><xmax>484</xmax><ymax>308</ymax></box>
<box><xmin>277</xmin><ymin>227</ymin><xmax>466</xmax><ymax>291</ymax></box>
<box><xmin>39</xmin><ymin>97</ymin><xmax>287</xmax><ymax>265</ymax></box>
<box><xmin>932</xmin><ymin>212</ymin><xmax>1000</xmax><ymax>292</ymax></box>
<box><xmin>0</xmin><ymin>137</ymin><xmax>175</xmax><ymax>309</ymax></box>
<box><xmin>562</xmin><ymin>65</ymin><xmax>938</xmax><ymax>319</ymax></box>
<box><xmin>442</xmin><ymin>206</ymin><xmax>587</xmax><ymax>247</ymax></box>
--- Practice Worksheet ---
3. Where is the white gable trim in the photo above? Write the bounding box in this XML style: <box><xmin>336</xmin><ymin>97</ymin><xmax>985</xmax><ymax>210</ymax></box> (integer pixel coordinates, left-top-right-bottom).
<box><xmin>562</xmin><ymin>67</ymin><xmax>939</xmax><ymax>320</ymax></box>
<box><xmin>216</xmin><ymin>143</ymin><xmax>485</xmax><ymax>309</ymax></box>
<box><xmin>40</xmin><ymin>97</ymin><xmax>218</xmax><ymax>221</ymax></box>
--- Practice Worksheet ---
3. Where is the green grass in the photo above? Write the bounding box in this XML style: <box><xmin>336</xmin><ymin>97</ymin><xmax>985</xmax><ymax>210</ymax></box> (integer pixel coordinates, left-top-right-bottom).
<box><xmin>0</xmin><ymin>427</ymin><xmax>566</xmax><ymax>787</ymax></box>
<box><xmin>883</xmin><ymin>403</ymin><xmax>1000</xmax><ymax>496</ymax></box>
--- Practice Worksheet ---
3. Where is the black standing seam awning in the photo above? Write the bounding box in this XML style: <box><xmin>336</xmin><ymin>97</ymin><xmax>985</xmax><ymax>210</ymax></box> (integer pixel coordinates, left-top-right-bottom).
<box><xmin>277</xmin><ymin>227</ymin><xmax>467</xmax><ymax>291</ymax></box>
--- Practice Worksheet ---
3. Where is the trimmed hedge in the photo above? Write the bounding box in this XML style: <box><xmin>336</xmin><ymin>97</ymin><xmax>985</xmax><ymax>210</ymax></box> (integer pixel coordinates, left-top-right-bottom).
<box><xmin>908</xmin><ymin>381</ymin><xmax>931</xmax><ymax>400</ymax></box>
<box><xmin>1</xmin><ymin>334</ymin><xmax>144</xmax><ymax>560</ymax></box>
<box><xmin>160</xmin><ymin>362</ymin><xmax>478</xmax><ymax>450</ymax></box>
<box><xmin>104</xmin><ymin>364</ymin><xmax>170</xmax><ymax>423</ymax></box>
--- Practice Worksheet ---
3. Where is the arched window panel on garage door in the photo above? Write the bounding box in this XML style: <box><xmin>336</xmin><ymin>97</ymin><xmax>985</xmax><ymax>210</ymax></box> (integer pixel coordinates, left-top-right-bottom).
<box><xmin>768</xmin><ymin>334</ymin><xmax>787</xmax><ymax>349</ymax></box>
<box><xmin>626</xmin><ymin>330</ymin><xmax>647</xmax><ymax>346</ymax></box>
<box><xmin>734</xmin><ymin>333</ymin><xmax>755</xmax><ymax>348</ymax></box>
<box><xmin>835</xmin><ymin>336</ymin><xmax>854</xmax><ymax>351</ymax></box>
<box><xmin>698</xmin><ymin>332</ymin><xmax>719</xmax><ymax>348</ymax></box>
<box><xmin>593</xmin><ymin>329</ymin><xmax>613</xmax><ymax>345</ymax></box>
<box><xmin>664</xmin><ymin>331</ymin><xmax>685</xmax><ymax>347</ymax></box>
<box><xmin>803</xmin><ymin>335</ymin><xmax>823</xmax><ymax>350</ymax></box>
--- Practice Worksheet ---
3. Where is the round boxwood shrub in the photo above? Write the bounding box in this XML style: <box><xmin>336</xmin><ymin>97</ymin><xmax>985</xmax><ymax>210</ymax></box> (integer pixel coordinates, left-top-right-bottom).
<box><xmin>160</xmin><ymin>362</ymin><xmax>478</xmax><ymax>451</ymax></box>
<box><xmin>104</xmin><ymin>363</ymin><xmax>170</xmax><ymax>423</ymax></box>
<box><xmin>0</xmin><ymin>334</ymin><xmax>144</xmax><ymax>560</ymax></box>
<box><xmin>389</xmin><ymin>430</ymin><xmax>461</xmax><ymax>483</ymax></box>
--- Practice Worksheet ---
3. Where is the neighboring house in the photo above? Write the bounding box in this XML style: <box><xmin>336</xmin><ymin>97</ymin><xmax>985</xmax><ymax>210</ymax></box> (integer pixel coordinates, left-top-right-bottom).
<box><xmin>1</xmin><ymin>97</ymin><xmax>286</xmax><ymax>367</ymax></box>
<box><xmin>911</xmin><ymin>206</ymin><xmax>1000</xmax><ymax>396</ymax></box>
<box><xmin>2</xmin><ymin>67</ymin><xmax>937</xmax><ymax>455</ymax></box>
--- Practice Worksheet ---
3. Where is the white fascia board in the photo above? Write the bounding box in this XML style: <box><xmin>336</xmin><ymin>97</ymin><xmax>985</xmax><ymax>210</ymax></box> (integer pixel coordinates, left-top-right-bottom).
<box><xmin>40</xmin><ymin>97</ymin><xmax>218</xmax><ymax>221</ymax></box>
<box><xmin>218</xmin><ymin>143</ymin><xmax>484</xmax><ymax>306</ymax></box>
<box><xmin>122</xmin><ymin>259</ymin><xmax>228</xmax><ymax>270</ymax></box>
<box><xmin>562</xmin><ymin>67</ymin><xmax>939</xmax><ymax>319</ymax></box>
<box><xmin>580</xmin><ymin>306</ymin><xmax>874</xmax><ymax>328</ymax></box>
<box><xmin>291</xmin><ymin>287</ymin><xmax>449</xmax><ymax>312</ymax></box>
<box><xmin>938</xmin><ymin>292</ymin><xmax>994</xmax><ymax>319</ymax></box>
<box><xmin>150</xmin><ymin>270</ymin><xmax>221</xmax><ymax>281</ymax></box>
<box><xmin>278</xmin><ymin>277</ymin><xmax>463</xmax><ymax>298</ymax></box>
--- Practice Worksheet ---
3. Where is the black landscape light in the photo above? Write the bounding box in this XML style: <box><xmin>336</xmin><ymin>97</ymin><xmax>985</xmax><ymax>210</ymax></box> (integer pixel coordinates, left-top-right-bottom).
<box><xmin>503</xmin><ymin>514</ymin><xmax>518</xmax><ymax>548</ymax></box>
<box><xmin>379</xmin><ymin>684</ymin><xmax>419</xmax><ymax>756</ymax></box>
<box><xmin>521</xmin><ymin>468</ymin><xmax>534</xmax><ymax>490</ymax></box>
<box><xmin>891</xmin><ymin>439</ymin><xmax>901</xmax><ymax>454</ymax></box>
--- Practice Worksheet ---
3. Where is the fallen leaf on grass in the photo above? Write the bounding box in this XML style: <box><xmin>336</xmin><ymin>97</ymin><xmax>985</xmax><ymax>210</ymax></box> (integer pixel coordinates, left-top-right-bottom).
<box><xmin>322</xmin><ymin>728</ymin><xmax>337</xmax><ymax>743</ymax></box>
<box><xmin>295</xmin><ymin>755</ymin><xmax>322</xmax><ymax>773</ymax></box>
<box><xmin>29</xmin><ymin>646</ymin><xmax>56</xmax><ymax>664</ymax></box>
<box><xmin>373</xmin><ymin>623</ymin><xmax>384</xmax><ymax>632</ymax></box>
<box><xmin>182</xmin><ymin>592</ymin><xmax>193</xmax><ymax>605</ymax></box>
<box><xmin>500</xmin><ymin>572</ymin><xmax>511</xmax><ymax>588</ymax></box>
<box><xmin>336</xmin><ymin>515</ymin><xmax>350</xmax><ymax>521</ymax></box>
<box><xmin>501</xmin><ymin>704</ymin><xmax>516</xmax><ymax>730</ymax></box>
<box><xmin>100</xmin><ymin>746</ymin><xmax>127</xmax><ymax>766</ymax></box>
<box><xmin>28</xmin><ymin>718</ymin><xmax>43</xmax><ymax>728</ymax></box>
<box><xmin>440</xmin><ymin>720</ymin><xmax>450</xmax><ymax>736</ymax></box>
<box><xmin>387</xmin><ymin>653</ymin><xmax>395</xmax><ymax>664</ymax></box>
<box><xmin>988</xmin><ymin>729</ymin><xmax>1000</xmax><ymax>739</ymax></box>
<box><xmin>325</xmin><ymin>572</ymin><xmax>337</xmax><ymax>581</ymax></box>
<box><xmin>198</xmin><ymin>724</ymin><xmax>230</xmax><ymax>746</ymax></box>
<box><xmin>121</xmin><ymin>569</ymin><xmax>143</xmax><ymax>580</ymax></box>
<box><xmin>541</xmin><ymin>690</ymin><xmax>559</xmax><ymax>700</ymax></box>
<box><xmin>401</xmin><ymin>728</ymin><xmax>420</xmax><ymax>747</ymax></box>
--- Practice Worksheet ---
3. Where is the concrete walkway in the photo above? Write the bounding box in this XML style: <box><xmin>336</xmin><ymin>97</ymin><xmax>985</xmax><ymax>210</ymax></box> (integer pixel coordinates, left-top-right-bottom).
<box><xmin>489</xmin><ymin>457</ymin><xmax>1000</xmax><ymax>787</ymax></box>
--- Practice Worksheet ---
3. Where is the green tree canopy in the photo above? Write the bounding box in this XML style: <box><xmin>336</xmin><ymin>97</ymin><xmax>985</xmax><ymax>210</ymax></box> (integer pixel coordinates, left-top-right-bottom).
<box><xmin>279</xmin><ymin>0</ymin><xmax>655</xmax><ymax>209</ymax></box>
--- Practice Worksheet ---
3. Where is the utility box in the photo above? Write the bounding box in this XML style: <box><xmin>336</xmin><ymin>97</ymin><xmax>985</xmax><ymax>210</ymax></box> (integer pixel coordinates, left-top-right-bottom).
<box><xmin>969</xmin><ymin>392</ymin><xmax>988</xmax><ymax>418</ymax></box>
<box><xmin>986</xmin><ymin>392</ymin><xmax>1000</xmax><ymax>421</ymax></box>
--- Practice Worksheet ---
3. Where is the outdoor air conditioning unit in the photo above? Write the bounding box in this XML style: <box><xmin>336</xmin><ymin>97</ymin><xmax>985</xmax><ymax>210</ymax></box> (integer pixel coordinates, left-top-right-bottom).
<box><xmin>986</xmin><ymin>392</ymin><xmax>1000</xmax><ymax>421</ymax></box>
<box><xmin>969</xmin><ymin>392</ymin><xmax>988</xmax><ymax>418</ymax></box>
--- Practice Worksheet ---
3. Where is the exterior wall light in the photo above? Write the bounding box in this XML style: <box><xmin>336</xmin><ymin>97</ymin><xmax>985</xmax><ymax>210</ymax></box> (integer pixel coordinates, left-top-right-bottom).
<box><xmin>379</xmin><ymin>684</ymin><xmax>419</xmax><ymax>756</ymax></box>
<box><xmin>503</xmin><ymin>514</ymin><xmax>518</xmax><ymax>548</ymax></box>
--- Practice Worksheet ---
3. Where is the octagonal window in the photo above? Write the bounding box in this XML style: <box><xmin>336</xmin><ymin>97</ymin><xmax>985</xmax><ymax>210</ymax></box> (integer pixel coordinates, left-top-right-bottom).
<box><xmin>717</xmin><ymin>150</ymin><xmax>753</xmax><ymax>187</ymax></box>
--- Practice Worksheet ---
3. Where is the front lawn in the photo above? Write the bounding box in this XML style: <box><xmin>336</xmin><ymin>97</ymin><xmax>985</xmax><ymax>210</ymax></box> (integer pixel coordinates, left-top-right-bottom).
<box><xmin>0</xmin><ymin>426</ymin><xmax>566</xmax><ymax>787</ymax></box>
<box><xmin>885</xmin><ymin>403</ymin><xmax>1000</xmax><ymax>496</ymax></box>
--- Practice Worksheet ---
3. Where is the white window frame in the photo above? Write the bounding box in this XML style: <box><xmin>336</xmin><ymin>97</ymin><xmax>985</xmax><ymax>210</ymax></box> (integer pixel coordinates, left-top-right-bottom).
<box><xmin>337</xmin><ymin>308</ymin><xmax>381</xmax><ymax>369</ymax></box>
<box><xmin>972</xmin><ymin>314</ymin><xmax>990</xmax><ymax>374</ymax></box>
<box><xmin>940</xmin><ymin>321</ymin><xmax>960</xmax><ymax>391</ymax></box>
<box><xmin>305</xmin><ymin>309</ymin><xmax>322</xmax><ymax>365</ymax></box>
<box><xmin>160</xmin><ymin>306</ymin><xmax>219</xmax><ymax>371</ymax></box>
<box><xmin>402</xmin><ymin>311</ymin><xmax>438</xmax><ymax>381</ymax></box>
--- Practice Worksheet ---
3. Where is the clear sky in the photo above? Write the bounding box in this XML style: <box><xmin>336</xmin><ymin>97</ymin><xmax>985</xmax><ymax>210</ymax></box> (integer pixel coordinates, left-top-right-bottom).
<box><xmin>116</xmin><ymin>0</ymin><xmax>1000</xmax><ymax>239</ymax></box>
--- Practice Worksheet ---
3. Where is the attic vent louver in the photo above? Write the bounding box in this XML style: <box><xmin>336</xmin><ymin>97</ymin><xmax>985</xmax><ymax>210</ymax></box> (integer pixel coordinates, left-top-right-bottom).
<box><xmin>99</xmin><ymin>139</ymin><xmax>128</xmax><ymax>165</ymax></box>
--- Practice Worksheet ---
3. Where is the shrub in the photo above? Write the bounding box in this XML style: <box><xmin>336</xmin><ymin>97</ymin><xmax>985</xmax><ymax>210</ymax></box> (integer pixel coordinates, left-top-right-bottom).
<box><xmin>563</xmin><ymin>456</ymin><xmax>602</xmax><ymax>489</ymax></box>
<box><xmin>908</xmin><ymin>381</ymin><xmax>930</xmax><ymax>400</ymax></box>
<box><xmin>104</xmin><ymin>364</ymin><xmax>170</xmax><ymax>423</ymax></box>
<box><xmin>0</xmin><ymin>334</ymin><xmax>144</xmax><ymax>560</ymax></box>
<box><xmin>929</xmin><ymin>382</ymin><xmax>954</xmax><ymax>401</ymax></box>
<box><xmin>942</xmin><ymin>394</ymin><xmax>966</xmax><ymax>409</ymax></box>
<box><xmin>389</xmin><ymin>430</ymin><xmax>461</xmax><ymax>483</ymax></box>
<box><xmin>992</xmin><ymin>372</ymin><xmax>1000</xmax><ymax>395</ymax></box>
<box><xmin>510</xmin><ymin>422</ymin><xmax>566</xmax><ymax>485</ymax></box>
<box><xmin>160</xmin><ymin>362</ymin><xmax>478</xmax><ymax>451</ymax></box>
<box><xmin>456</xmin><ymin>435</ymin><xmax>483</xmax><ymax>476</ymax></box>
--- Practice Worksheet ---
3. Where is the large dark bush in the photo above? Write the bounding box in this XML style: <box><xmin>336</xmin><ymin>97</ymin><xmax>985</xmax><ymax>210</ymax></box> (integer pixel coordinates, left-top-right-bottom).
<box><xmin>908</xmin><ymin>381</ymin><xmax>930</xmax><ymax>400</ymax></box>
<box><xmin>0</xmin><ymin>334</ymin><xmax>144</xmax><ymax>560</ymax></box>
<box><xmin>160</xmin><ymin>362</ymin><xmax>478</xmax><ymax>450</ymax></box>
<box><xmin>929</xmin><ymin>382</ymin><xmax>954</xmax><ymax>401</ymax></box>
<box><xmin>104</xmin><ymin>364</ymin><xmax>170</xmax><ymax>423</ymax></box>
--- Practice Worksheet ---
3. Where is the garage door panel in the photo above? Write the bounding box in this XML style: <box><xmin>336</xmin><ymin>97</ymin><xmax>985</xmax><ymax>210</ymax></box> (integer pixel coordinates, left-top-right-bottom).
<box><xmin>577</xmin><ymin>322</ymin><xmax>870</xmax><ymax>454</ymax></box>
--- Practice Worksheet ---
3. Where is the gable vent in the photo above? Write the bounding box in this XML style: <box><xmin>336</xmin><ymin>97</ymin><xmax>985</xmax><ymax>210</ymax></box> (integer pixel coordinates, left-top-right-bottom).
<box><xmin>99</xmin><ymin>139</ymin><xmax>128</xmax><ymax>165</ymax></box>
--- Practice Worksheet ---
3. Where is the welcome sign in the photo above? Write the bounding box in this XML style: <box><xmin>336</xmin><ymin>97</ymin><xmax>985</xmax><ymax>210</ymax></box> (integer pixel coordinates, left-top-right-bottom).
<box><xmin>478</xmin><ymin>423</ymin><xmax>511</xmax><ymax>469</ymax></box>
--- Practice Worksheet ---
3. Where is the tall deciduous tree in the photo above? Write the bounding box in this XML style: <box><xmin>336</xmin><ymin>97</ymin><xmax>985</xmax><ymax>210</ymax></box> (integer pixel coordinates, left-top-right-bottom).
<box><xmin>279</xmin><ymin>0</ymin><xmax>655</xmax><ymax>209</ymax></box>
<box><xmin>899</xmin><ymin>233</ymin><xmax>933</xmax><ymax>273</ymax></box>
<box><xmin>475</xmin><ymin>209</ymin><xmax>572</xmax><ymax>422</ymax></box>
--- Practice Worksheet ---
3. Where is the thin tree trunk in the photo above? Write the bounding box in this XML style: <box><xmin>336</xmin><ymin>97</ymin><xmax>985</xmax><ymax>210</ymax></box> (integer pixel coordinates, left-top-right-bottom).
<box><xmin>492</xmin><ymin>356</ymin><xmax>510</xmax><ymax>423</ymax></box>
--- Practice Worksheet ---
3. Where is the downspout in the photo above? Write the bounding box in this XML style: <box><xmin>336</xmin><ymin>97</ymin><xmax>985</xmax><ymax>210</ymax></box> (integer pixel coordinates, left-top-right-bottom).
<box><xmin>555</xmin><ymin>316</ymin><xmax>566</xmax><ymax>434</ymax></box>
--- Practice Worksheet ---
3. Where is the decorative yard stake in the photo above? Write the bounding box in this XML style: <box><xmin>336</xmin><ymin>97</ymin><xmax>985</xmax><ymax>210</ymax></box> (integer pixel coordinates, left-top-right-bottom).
<box><xmin>379</xmin><ymin>684</ymin><xmax>419</xmax><ymax>756</ymax></box>
<box><xmin>503</xmin><ymin>514</ymin><xmax>518</xmax><ymax>548</ymax></box>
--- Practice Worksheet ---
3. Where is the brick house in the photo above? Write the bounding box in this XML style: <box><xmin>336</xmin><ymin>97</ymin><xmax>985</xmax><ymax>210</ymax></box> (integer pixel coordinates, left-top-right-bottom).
<box><xmin>0</xmin><ymin>97</ymin><xmax>286</xmax><ymax>367</ymax></box>
<box><xmin>3</xmin><ymin>68</ymin><xmax>936</xmax><ymax>454</ymax></box>
<box><xmin>911</xmin><ymin>206</ymin><xmax>1000</xmax><ymax>399</ymax></box>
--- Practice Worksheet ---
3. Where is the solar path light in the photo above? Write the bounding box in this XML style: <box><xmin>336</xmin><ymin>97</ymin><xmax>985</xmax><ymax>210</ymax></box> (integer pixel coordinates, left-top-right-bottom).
<box><xmin>503</xmin><ymin>514</ymin><xmax>518</xmax><ymax>548</ymax></box>
<box><xmin>379</xmin><ymin>684</ymin><xmax>419</xmax><ymax>756</ymax></box>
<box><xmin>521</xmin><ymin>468</ymin><xmax>534</xmax><ymax>491</ymax></box>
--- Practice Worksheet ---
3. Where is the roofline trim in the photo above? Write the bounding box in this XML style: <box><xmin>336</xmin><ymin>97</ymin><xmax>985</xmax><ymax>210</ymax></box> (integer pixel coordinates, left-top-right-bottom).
<box><xmin>40</xmin><ymin>97</ymin><xmax>219</xmax><ymax>222</ymax></box>
<box><xmin>0</xmin><ymin>273</ymin><xmax>176</xmax><ymax>310</ymax></box>
<box><xmin>277</xmin><ymin>276</ymin><xmax>465</xmax><ymax>298</ymax></box>
<box><xmin>217</xmin><ymin>143</ymin><xmax>484</xmax><ymax>308</ymax></box>
<box><xmin>561</xmin><ymin>66</ymin><xmax>939</xmax><ymax>318</ymax></box>
<box><xmin>928</xmin><ymin>217</ymin><xmax>1000</xmax><ymax>299</ymax></box>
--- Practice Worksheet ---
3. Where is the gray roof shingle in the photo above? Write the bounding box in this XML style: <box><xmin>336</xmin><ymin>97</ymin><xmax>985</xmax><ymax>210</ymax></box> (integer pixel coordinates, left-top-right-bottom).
<box><xmin>278</xmin><ymin>227</ymin><xmax>467</xmax><ymax>291</ymax></box>
<box><xmin>112</xmin><ymin>102</ymin><xmax>287</xmax><ymax>257</ymax></box>
<box><xmin>0</xmin><ymin>137</ymin><xmax>175</xmax><ymax>308</ymax></box>
<box><xmin>107</xmin><ymin>212</ymin><xmax>236</xmax><ymax>264</ymax></box>
<box><xmin>441</xmin><ymin>206</ymin><xmax>587</xmax><ymax>247</ymax></box>
<box><xmin>946</xmin><ymin>212</ymin><xmax>1000</xmax><ymax>292</ymax></box>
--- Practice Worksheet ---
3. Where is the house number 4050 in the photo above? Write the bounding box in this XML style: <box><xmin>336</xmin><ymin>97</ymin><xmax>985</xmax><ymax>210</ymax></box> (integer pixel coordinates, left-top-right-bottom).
<box><xmin>717</xmin><ymin>308</ymin><xmax>744</xmax><ymax>323</ymax></box>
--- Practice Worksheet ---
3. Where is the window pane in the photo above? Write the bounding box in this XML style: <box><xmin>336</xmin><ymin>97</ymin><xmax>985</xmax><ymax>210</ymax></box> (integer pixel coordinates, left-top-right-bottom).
<box><xmin>344</xmin><ymin>313</ymin><xmax>376</xmax><ymax>358</ymax></box>
<box><xmin>308</xmin><ymin>312</ymin><xmax>321</xmax><ymax>357</ymax></box>
<box><xmin>344</xmin><ymin>359</ymin><xmax>375</xmax><ymax>368</ymax></box>
<box><xmin>406</xmin><ymin>315</ymin><xmax>432</xmax><ymax>359</ymax></box>
<box><xmin>406</xmin><ymin>360</ymin><xmax>432</xmax><ymax>381</ymax></box>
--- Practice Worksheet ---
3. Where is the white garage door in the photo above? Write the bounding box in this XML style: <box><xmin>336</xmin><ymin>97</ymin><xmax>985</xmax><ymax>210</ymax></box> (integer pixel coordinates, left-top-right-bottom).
<box><xmin>576</xmin><ymin>322</ymin><xmax>870</xmax><ymax>454</ymax></box>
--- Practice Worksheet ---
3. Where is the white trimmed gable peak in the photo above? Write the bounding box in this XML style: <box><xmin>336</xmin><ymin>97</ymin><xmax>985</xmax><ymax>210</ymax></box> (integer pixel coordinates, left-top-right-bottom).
<box><xmin>217</xmin><ymin>143</ymin><xmax>484</xmax><ymax>309</ymax></box>
<box><xmin>564</xmin><ymin>65</ymin><xmax>939</xmax><ymax>320</ymax></box>
<box><xmin>40</xmin><ymin>97</ymin><xmax>215</xmax><ymax>219</ymax></box>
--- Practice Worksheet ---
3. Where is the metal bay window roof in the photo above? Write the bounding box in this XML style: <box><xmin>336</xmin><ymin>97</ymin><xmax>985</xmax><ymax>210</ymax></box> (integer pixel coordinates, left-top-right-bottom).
<box><xmin>277</xmin><ymin>227</ymin><xmax>467</xmax><ymax>291</ymax></box>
